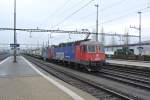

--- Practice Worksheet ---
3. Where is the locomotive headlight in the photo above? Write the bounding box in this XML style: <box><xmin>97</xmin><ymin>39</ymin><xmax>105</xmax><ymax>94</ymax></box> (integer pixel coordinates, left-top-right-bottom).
<box><xmin>96</xmin><ymin>54</ymin><xmax>99</xmax><ymax>57</ymax></box>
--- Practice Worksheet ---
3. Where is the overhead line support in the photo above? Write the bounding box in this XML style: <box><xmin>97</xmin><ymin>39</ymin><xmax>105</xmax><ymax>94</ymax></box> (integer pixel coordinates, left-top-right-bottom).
<box><xmin>13</xmin><ymin>0</ymin><xmax>17</xmax><ymax>62</ymax></box>
<box><xmin>95</xmin><ymin>4</ymin><xmax>99</xmax><ymax>42</ymax></box>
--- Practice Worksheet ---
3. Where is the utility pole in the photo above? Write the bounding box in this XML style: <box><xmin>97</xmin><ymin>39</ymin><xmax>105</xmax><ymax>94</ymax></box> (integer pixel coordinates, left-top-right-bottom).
<box><xmin>101</xmin><ymin>26</ymin><xmax>105</xmax><ymax>45</ymax></box>
<box><xmin>14</xmin><ymin>0</ymin><xmax>17</xmax><ymax>62</ymax></box>
<box><xmin>138</xmin><ymin>11</ymin><xmax>142</xmax><ymax>59</ymax></box>
<box><xmin>130</xmin><ymin>12</ymin><xmax>142</xmax><ymax>60</ymax></box>
<box><xmin>95</xmin><ymin>4</ymin><xmax>99</xmax><ymax>42</ymax></box>
<box><xmin>124</xmin><ymin>28</ymin><xmax>129</xmax><ymax>48</ymax></box>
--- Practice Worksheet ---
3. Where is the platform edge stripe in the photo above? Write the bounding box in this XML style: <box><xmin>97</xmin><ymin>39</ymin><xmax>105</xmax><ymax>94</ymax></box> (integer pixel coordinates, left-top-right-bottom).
<box><xmin>21</xmin><ymin>56</ymin><xmax>85</xmax><ymax>100</ymax></box>
<box><xmin>0</xmin><ymin>57</ymin><xmax>10</xmax><ymax>65</ymax></box>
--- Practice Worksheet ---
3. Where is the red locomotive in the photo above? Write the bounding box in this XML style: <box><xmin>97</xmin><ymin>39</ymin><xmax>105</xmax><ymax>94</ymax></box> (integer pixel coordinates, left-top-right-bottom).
<box><xmin>75</xmin><ymin>41</ymin><xmax>106</xmax><ymax>71</ymax></box>
<box><xmin>41</xmin><ymin>39</ymin><xmax>106</xmax><ymax>71</ymax></box>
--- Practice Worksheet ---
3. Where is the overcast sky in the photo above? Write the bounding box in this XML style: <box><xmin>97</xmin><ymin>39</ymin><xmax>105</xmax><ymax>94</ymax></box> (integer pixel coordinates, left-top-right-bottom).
<box><xmin>0</xmin><ymin>0</ymin><xmax>150</xmax><ymax>48</ymax></box>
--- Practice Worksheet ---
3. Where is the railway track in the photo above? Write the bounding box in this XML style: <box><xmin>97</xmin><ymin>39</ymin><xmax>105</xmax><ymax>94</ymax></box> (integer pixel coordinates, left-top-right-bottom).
<box><xmin>52</xmin><ymin>58</ymin><xmax>150</xmax><ymax>91</ymax></box>
<box><xmin>96</xmin><ymin>69</ymin><xmax>150</xmax><ymax>90</ymax></box>
<box><xmin>100</xmin><ymin>65</ymin><xmax>150</xmax><ymax>90</ymax></box>
<box><xmin>25</xmin><ymin>55</ymin><xmax>134</xmax><ymax>100</ymax></box>
<box><xmin>103</xmin><ymin>65</ymin><xmax>150</xmax><ymax>77</ymax></box>
<box><xmin>0</xmin><ymin>54</ymin><xmax>10</xmax><ymax>61</ymax></box>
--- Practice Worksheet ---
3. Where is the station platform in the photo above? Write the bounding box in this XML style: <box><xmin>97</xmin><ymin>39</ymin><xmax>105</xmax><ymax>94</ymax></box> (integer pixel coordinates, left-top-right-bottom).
<box><xmin>106</xmin><ymin>59</ymin><xmax>150</xmax><ymax>68</ymax></box>
<box><xmin>0</xmin><ymin>56</ymin><xmax>97</xmax><ymax>100</ymax></box>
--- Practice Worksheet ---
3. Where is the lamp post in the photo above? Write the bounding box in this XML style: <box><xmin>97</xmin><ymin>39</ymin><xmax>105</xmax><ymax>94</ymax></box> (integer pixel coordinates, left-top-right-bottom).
<box><xmin>13</xmin><ymin>0</ymin><xmax>17</xmax><ymax>62</ymax></box>
<box><xmin>95</xmin><ymin>4</ymin><xmax>99</xmax><ymax>42</ymax></box>
<box><xmin>138</xmin><ymin>11</ymin><xmax>142</xmax><ymax>59</ymax></box>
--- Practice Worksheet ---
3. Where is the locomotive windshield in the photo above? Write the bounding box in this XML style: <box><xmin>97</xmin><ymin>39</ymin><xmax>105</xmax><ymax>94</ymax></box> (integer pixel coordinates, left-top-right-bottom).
<box><xmin>87</xmin><ymin>45</ymin><xmax>96</xmax><ymax>53</ymax></box>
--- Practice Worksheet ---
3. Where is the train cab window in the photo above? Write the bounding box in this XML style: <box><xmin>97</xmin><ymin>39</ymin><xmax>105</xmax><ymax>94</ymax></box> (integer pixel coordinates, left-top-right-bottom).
<box><xmin>96</xmin><ymin>46</ymin><xmax>100</xmax><ymax>52</ymax></box>
<box><xmin>87</xmin><ymin>45</ymin><xmax>96</xmax><ymax>53</ymax></box>
<box><xmin>83</xmin><ymin>45</ymin><xmax>87</xmax><ymax>52</ymax></box>
<box><xmin>98</xmin><ymin>46</ymin><xmax>101</xmax><ymax>52</ymax></box>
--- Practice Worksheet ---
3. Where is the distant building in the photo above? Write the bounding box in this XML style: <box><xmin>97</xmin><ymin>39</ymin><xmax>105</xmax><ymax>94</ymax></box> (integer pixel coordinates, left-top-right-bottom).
<box><xmin>104</xmin><ymin>40</ymin><xmax>150</xmax><ymax>56</ymax></box>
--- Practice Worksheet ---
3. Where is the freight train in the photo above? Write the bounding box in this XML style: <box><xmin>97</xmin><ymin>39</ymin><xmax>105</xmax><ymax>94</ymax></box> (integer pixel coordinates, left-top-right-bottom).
<box><xmin>26</xmin><ymin>39</ymin><xmax>106</xmax><ymax>71</ymax></box>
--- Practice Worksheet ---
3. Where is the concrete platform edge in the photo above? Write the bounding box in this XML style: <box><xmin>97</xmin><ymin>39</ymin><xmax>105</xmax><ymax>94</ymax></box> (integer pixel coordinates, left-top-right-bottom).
<box><xmin>21</xmin><ymin>56</ymin><xmax>85</xmax><ymax>100</ymax></box>
<box><xmin>108</xmin><ymin>62</ymin><xmax>150</xmax><ymax>70</ymax></box>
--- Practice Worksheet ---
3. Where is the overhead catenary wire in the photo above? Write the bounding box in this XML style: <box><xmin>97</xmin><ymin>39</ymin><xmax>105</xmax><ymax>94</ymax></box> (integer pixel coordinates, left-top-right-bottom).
<box><xmin>100</xmin><ymin>0</ymin><xmax>128</xmax><ymax>12</ymax></box>
<box><xmin>85</xmin><ymin>6</ymin><xmax>150</xmax><ymax>29</ymax></box>
<box><xmin>39</xmin><ymin>0</ymin><xmax>86</xmax><ymax>28</ymax></box>
<box><xmin>50</xmin><ymin>0</ymin><xmax>95</xmax><ymax>29</ymax></box>
<box><xmin>75</xmin><ymin>0</ymin><xmax>128</xmax><ymax>21</ymax></box>
<box><xmin>82</xmin><ymin>1</ymin><xmax>149</xmax><ymax>29</ymax></box>
<box><xmin>60</xmin><ymin>0</ymin><xmax>128</xmax><ymax>28</ymax></box>
<box><xmin>59</xmin><ymin>4</ymin><xmax>148</xmax><ymax>29</ymax></box>
<box><xmin>49</xmin><ymin>0</ymin><xmax>86</xmax><ymax>29</ymax></box>
<box><xmin>57</xmin><ymin>0</ymin><xmax>86</xmax><ymax>17</ymax></box>
<box><xmin>39</xmin><ymin>0</ymin><xmax>71</xmax><ymax>27</ymax></box>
